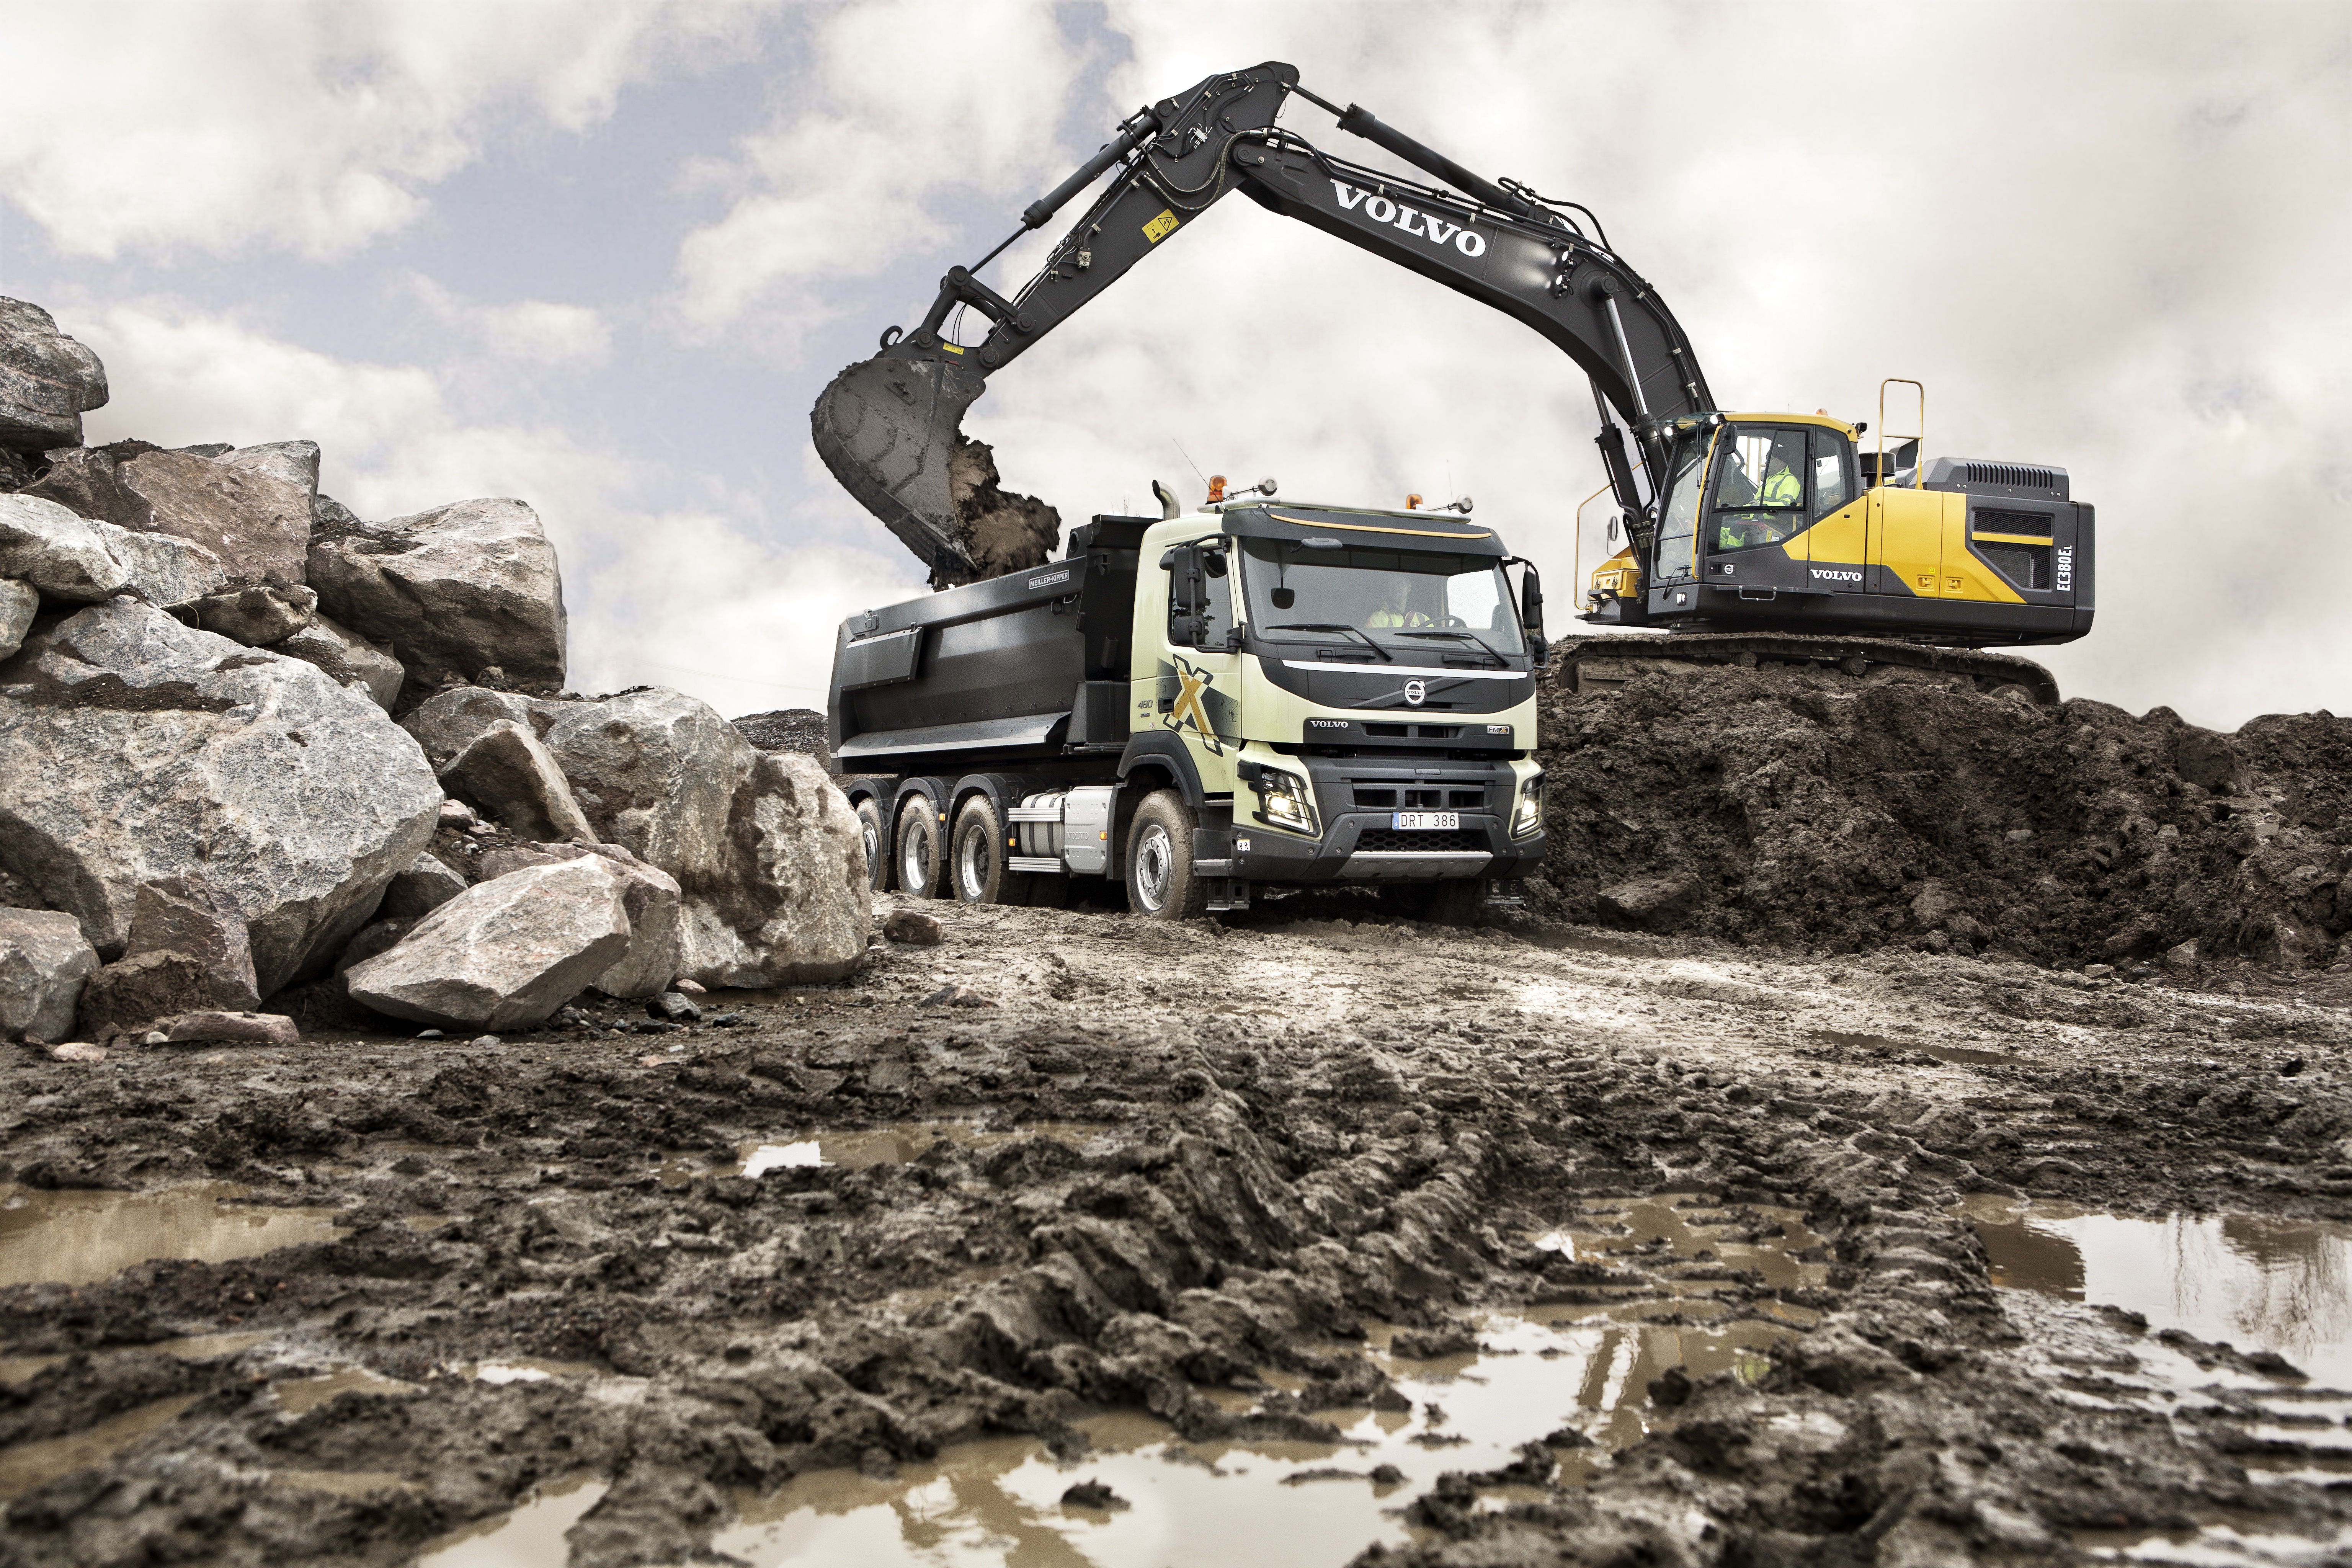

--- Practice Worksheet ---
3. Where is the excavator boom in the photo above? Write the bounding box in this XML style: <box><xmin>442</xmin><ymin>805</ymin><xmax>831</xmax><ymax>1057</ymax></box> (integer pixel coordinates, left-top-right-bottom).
<box><xmin>810</xmin><ymin>61</ymin><xmax>1703</xmax><ymax>580</ymax></box>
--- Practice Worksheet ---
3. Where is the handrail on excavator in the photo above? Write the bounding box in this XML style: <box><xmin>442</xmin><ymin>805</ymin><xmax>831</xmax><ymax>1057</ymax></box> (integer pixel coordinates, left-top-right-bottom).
<box><xmin>1877</xmin><ymin>378</ymin><xmax>1926</xmax><ymax>490</ymax></box>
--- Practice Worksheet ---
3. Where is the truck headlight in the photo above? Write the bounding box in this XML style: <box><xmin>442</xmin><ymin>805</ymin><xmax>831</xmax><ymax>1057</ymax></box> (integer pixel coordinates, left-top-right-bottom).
<box><xmin>1252</xmin><ymin>768</ymin><xmax>1318</xmax><ymax>835</ymax></box>
<box><xmin>1511</xmin><ymin>771</ymin><xmax>1545</xmax><ymax>838</ymax></box>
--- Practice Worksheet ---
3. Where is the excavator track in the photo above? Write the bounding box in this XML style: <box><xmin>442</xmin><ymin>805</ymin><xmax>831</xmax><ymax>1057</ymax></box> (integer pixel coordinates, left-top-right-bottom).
<box><xmin>1552</xmin><ymin>632</ymin><xmax>2063</xmax><ymax>706</ymax></box>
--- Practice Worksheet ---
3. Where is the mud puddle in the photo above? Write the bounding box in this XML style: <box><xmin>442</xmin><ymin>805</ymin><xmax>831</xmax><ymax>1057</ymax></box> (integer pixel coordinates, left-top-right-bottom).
<box><xmin>0</xmin><ymin>1181</ymin><xmax>346</xmax><ymax>1287</ymax></box>
<box><xmin>0</xmin><ymin>1393</ymin><xmax>199</xmax><ymax>1499</ymax></box>
<box><xmin>417</xmin><ymin>1475</ymin><xmax>609</xmax><ymax>1567</ymax></box>
<box><xmin>705</xmin><ymin>1311</ymin><xmax>1788</xmax><ymax>1568</ymax></box>
<box><xmin>1960</xmin><ymin>1194</ymin><xmax>2352</xmax><ymax>1385</ymax></box>
<box><xmin>1536</xmin><ymin>1192</ymin><xmax>1830</xmax><ymax>1306</ymax></box>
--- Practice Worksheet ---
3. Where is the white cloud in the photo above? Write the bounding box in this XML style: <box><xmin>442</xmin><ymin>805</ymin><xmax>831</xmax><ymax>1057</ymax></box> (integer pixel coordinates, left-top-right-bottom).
<box><xmin>670</xmin><ymin>0</ymin><xmax>1092</xmax><ymax>336</ymax></box>
<box><xmin>65</xmin><ymin>297</ymin><xmax>917</xmax><ymax>715</ymax></box>
<box><xmin>0</xmin><ymin>0</ymin><xmax>752</xmax><ymax>260</ymax></box>
<box><xmin>408</xmin><ymin>276</ymin><xmax>613</xmax><ymax>366</ymax></box>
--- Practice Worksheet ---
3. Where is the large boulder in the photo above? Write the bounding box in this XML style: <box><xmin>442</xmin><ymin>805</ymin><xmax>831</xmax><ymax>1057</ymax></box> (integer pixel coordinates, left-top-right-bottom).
<box><xmin>344</xmin><ymin>856</ymin><xmax>632</xmax><ymax>1029</ymax></box>
<box><xmin>0</xmin><ymin>579</ymin><xmax>34</xmax><ymax>661</ymax></box>
<box><xmin>307</xmin><ymin>498</ymin><xmax>566</xmax><ymax>706</ymax></box>
<box><xmin>0</xmin><ymin>493</ymin><xmax>128</xmax><ymax>599</ymax></box>
<box><xmin>273</xmin><ymin>613</ymin><xmax>403</xmax><ymax>711</ymax></box>
<box><xmin>380</xmin><ymin>852</ymin><xmax>469</xmax><ymax>921</ymax></box>
<box><xmin>400</xmin><ymin>684</ymin><xmax>869</xmax><ymax>986</ymax></box>
<box><xmin>114</xmin><ymin>449</ymin><xmax>312</xmax><ymax>585</ymax></box>
<box><xmin>471</xmin><ymin>840</ymin><xmax>683</xmax><ymax>998</ymax></box>
<box><xmin>0</xmin><ymin>299</ymin><xmax>108</xmax><ymax>453</ymax></box>
<box><xmin>192</xmin><ymin>582</ymin><xmax>317</xmax><ymax>646</ymax></box>
<box><xmin>0</xmin><ymin>908</ymin><xmax>98</xmax><ymax>1043</ymax></box>
<box><xmin>0</xmin><ymin>493</ymin><xmax>226</xmax><ymax>609</ymax></box>
<box><xmin>439</xmin><ymin>719</ymin><xmax>595</xmax><ymax>843</ymax></box>
<box><xmin>218</xmin><ymin>440</ymin><xmax>320</xmax><ymax>498</ymax></box>
<box><xmin>0</xmin><ymin>600</ymin><xmax>441</xmax><ymax>993</ymax></box>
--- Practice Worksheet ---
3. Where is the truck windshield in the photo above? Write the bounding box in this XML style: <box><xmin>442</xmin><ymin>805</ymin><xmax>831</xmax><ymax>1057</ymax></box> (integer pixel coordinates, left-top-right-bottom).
<box><xmin>1236</xmin><ymin>539</ymin><xmax>1526</xmax><ymax>655</ymax></box>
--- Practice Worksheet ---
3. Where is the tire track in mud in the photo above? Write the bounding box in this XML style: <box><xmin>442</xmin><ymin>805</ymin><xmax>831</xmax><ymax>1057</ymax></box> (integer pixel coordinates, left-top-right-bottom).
<box><xmin>3</xmin><ymin>899</ymin><xmax>2350</xmax><ymax>1565</ymax></box>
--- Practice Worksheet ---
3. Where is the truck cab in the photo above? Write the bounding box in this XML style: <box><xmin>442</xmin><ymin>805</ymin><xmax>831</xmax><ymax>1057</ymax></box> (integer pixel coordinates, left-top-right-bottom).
<box><xmin>1581</xmin><ymin>410</ymin><xmax>2094</xmax><ymax>647</ymax></box>
<box><xmin>828</xmin><ymin>499</ymin><xmax>1549</xmax><ymax>919</ymax></box>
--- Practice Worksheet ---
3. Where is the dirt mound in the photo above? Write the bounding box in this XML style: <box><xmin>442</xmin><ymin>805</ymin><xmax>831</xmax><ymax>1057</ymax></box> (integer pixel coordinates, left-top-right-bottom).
<box><xmin>731</xmin><ymin>707</ymin><xmax>828</xmax><ymax>756</ymax></box>
<box><xmin>1529</xmin><ymin>658</ymin><xmax>2352</xmax><ymax>974</ymax></box>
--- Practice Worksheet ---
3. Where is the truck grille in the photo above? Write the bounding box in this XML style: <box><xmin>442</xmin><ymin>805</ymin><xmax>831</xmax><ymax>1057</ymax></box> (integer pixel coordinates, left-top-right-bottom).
<box><xmin>1352</xmin><ymin>788</ymin><xmax>1486</xmax><ymax>809</ymax></box>
<box><xmin>1978</xmin><ymin>542</ymin><xmax>2053</xmax><ymax>591</ymax></box>
<box><xmin>1356</xmin><ymin>828</ymin><xmax>1484</xmax><ymax>853</ymax></box>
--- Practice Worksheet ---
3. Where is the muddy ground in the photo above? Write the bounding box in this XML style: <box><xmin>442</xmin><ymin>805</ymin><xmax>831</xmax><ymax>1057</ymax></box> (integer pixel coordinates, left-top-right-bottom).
<box><xmin>7</xmin><ymin>878</ymin><xmax>2352</xmax><ymax>1566</ymax></box>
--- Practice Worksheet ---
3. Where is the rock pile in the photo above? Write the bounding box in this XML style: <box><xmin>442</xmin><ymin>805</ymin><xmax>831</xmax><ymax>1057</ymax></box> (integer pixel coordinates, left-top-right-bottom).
<box><xmin>1532</xmin><ymin>660</ymin><xmax>2352</xmax><ymax>975</ymax></box>
<box><xmin>0</xmin><ymin>297</ymin><xmax>871</xmax><ymax>1050</ymax></box>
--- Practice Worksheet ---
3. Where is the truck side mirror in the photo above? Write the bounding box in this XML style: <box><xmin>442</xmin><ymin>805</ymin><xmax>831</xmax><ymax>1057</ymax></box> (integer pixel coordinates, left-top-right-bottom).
<box><xmin>1514</xmin><ymin>561</ymin><xmax>1547</xmax><ymax>666</ymax></box>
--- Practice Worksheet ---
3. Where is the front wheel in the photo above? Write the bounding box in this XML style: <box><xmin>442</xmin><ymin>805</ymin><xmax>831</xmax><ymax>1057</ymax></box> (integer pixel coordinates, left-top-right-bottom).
<box><xmin>951</xmin><ymin>795</ymin><xmax>1008</xmax><ymax>904</ymax></box>
<box><xmin>1125</xmin><ymin>790</ymin><xmax>1207</xmax><ymax>920</ymax></box>
<box><xmin>896</xmin><ymin>795</ymin><xmax>943</xmax><ymax>898</ymax></box>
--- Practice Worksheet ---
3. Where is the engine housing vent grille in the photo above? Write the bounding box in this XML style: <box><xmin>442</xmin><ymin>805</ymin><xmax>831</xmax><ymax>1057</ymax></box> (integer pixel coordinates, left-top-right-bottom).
<box><xmin>1965</xmin><ymin>462</ymin><xmax>2061</xmax><ymax>491</ymax></box>
<box><xmin>1973</xmin><ymin>510</ymin><xmax>2054</xmax><ymax>537</ymax></box>
<box><xmin>1978</xmin><ymin>542</ymin><xmax>2054</xmax><ymax>592</ymax></box>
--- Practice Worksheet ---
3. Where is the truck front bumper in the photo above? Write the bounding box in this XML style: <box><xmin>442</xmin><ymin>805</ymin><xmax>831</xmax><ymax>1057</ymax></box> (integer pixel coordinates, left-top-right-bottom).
<box><xmin>1224</xmin><ymin>755</ymin><xmax>1546</xmax><ymax>884</ymax></box>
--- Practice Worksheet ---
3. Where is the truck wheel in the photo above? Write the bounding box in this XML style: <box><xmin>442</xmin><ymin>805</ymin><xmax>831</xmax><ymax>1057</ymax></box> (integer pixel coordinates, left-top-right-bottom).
<box><xmin>1125</xmin><ymin>790</ymin><xmax>1207</xmax><ymax>920</ymax></box>
<box><xmin>855</xmin><ymin>797</ymin><xmax>893</xmax><ymax>892</ymax></box>
<box><xmin>896</xmin><ymin>795</ymin><xmax>944</xmax><ymax>898</ymax></box>
<box><xmin>950</xmin><ymin>796</ymin><xmax>1008</xmax><ymax>904</ymax></box>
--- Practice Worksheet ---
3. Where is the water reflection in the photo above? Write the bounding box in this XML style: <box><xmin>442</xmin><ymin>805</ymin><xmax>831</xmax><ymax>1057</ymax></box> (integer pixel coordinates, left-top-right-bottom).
<box><xmin>0</xmin><ymin>1183</ymin><xmax>346</xmax><ymax>1287</ymax></box>
<box><xmin>1960</xmin><ymin>1196</ymin><xmax>2352</xmax><ymax>1385</ymax></box>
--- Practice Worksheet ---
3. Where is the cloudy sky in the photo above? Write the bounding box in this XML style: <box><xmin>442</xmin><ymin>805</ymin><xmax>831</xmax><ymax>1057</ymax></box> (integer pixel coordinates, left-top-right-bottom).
<box><xmin>2</xmin><ymin>1</ymin><xmax>2343</xmax><ymax>729</ymax></box>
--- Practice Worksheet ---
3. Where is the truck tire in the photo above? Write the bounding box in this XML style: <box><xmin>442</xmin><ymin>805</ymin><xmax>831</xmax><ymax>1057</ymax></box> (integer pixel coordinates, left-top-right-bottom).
<box><xmin>950</xmin><ymin>795</ymin><xmax>1009</xmax><ymax>904</ymax></box>
<box><xmin>1125</xmin><ymin>790</ymin><xmax>1207</xmax><ymax>920</ymax></box>
<box><xmin>896</xmin><ymin>795</ymin><xmax>944</xmax><ymax>898</ymax></box>
<box><xmin>855</xmin><ymin>797</ymin><xmax>893</xmax><ymax>892</ymax></box>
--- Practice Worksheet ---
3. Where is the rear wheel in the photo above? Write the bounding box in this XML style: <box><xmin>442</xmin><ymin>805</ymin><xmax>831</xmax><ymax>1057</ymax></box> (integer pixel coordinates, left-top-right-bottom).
<box><xmin>855</xmin><ymin>797</ymin><xmax>892</xmax><ymax>891</ymax></box>
<box><xmin>896</xmin><ymin>796</ymin><xmax>943</xmax><ymax>898</ymax></box>
<box><xmin>1125</xmin><ymin>790</ymin><xmax>1206</xmax><ymax>920</ymax></box>
<box><xmin>951</xmin><ymin>795</ymin><xmax>1008</xmax><ymax>904</ymax></box>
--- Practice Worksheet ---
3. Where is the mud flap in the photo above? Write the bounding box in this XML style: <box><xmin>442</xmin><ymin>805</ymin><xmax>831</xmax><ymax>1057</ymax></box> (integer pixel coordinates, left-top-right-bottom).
<box><xmin>810</xmin><ymin>350</ymin><xmax>987</xmax><ymax>578</ymax></box>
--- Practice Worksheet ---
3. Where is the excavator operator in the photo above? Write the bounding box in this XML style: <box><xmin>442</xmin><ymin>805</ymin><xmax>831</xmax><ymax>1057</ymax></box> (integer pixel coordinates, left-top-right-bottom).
<box><xmin>1715</xmin><ymin>439</ymin><xmax>1804</xmax><ymax>550</ymax></box>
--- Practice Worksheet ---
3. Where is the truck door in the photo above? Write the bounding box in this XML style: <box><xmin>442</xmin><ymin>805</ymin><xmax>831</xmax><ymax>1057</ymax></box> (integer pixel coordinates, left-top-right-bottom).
<box><xmin>1157</xmin><ymin>542</ymin><xmax>1241</xmax><ymax>792</ymax></box>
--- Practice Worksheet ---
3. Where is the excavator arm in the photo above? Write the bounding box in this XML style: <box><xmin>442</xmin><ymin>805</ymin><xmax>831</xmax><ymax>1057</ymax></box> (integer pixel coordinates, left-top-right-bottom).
<box><xmin>811</xmin><ymin>60</ymin><xmax>1710</xmax><ymax>578</ymax></box>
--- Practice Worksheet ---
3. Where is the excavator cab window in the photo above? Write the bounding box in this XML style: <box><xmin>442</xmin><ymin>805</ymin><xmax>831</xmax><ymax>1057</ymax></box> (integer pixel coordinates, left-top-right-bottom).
<box><xmin>1709</xmin><ymin>427</ymin><xmax>1809</xmax><ymax>552</ymax></box>
<box><xmin>1653</xmin><ymin>429</ymin><xmax>1716</xmax><ymax>582</ymax></box>
<box><xmin>1811</xmin><ymin>429</ymin><xmax>1851</xmax><ymax>519</ymax></box>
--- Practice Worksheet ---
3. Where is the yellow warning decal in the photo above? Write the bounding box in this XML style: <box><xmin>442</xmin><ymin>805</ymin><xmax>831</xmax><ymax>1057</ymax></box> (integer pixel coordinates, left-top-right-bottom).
<box><xmin>1142</xmin><ymin>209</ymin><xmax>1179</xmax><ymax>243</ymax></box>
<box><xmin>941</xmin><ymin>343</ymin><xmax>964</xmax><ymax>354</ymax></box>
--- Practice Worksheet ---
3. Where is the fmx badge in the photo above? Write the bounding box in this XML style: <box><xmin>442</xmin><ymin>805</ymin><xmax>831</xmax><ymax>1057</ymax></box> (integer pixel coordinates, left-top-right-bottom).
<box><xmin>1163</xmin><ymin>655</ymin><xmax>1225</xmax><ymax>755</ymax></box>
<box><xmin>1142</xmin><ymin>209</ymin><xmax>1179</xmax><ymax>244</ymax></box>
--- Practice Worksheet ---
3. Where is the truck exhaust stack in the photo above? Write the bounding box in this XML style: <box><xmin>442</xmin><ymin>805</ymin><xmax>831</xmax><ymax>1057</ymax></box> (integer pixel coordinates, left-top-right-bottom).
<box><xmin>810</xmin><ymin>348</ymin><xmax>1062</xmax><ymax>588</ymax></box>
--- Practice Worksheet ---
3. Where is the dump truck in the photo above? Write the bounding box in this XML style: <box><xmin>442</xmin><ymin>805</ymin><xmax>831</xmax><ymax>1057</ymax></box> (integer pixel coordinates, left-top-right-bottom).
<box><xmin>828</xmin><ymin>490</ymin><xmax>1549</xmax><ymax>919</ymax></box>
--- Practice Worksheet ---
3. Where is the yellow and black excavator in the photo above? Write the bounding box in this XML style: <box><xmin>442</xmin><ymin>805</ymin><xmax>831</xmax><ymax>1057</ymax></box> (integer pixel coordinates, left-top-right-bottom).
<box><xmin>812</xmin><ymin>61</ymin><xmax>2092</xmax><ymax>702</ymax></box>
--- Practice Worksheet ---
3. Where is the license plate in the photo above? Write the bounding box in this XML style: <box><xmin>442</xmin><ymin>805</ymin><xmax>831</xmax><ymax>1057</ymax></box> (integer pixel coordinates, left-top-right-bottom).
<box><xmin>1393</xmin><ymin>811</ymin><xmax>1459</xmax><ymax>831</ymax></box>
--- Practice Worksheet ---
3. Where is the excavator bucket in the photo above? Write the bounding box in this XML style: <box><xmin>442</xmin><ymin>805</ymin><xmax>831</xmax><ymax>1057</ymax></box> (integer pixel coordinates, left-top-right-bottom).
<box><xmin>809</xmin><ymin>349</ymin><xmax>988</xmax><ymax>580</ymax></box>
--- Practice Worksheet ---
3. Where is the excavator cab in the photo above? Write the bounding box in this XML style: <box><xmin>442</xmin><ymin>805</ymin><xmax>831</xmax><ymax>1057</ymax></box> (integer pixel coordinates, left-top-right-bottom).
<box><xmin>1582</xmin><ymin>404</ymin><xmax>2092</xmax><ymax>649</ymax></box>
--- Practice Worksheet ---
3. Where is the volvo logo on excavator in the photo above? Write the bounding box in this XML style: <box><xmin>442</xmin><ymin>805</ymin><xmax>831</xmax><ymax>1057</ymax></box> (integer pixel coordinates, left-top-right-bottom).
<box><xmin>1329</xmin><ymin>181</ymin><xmax>1488</xmax><ymax>256</ymax></box>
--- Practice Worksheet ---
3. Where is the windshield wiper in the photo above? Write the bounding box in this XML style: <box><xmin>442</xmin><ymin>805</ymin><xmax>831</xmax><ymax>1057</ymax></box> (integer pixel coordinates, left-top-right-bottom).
<box><xmin>1397</xmin><ymin>629</ymin><xmax>1508</xmax><ymax>666</ymax></box>
<box><xmin>1267</xmin><ymin>623</ymin><xmax>1393</xmax><ymax>661</ymax></box>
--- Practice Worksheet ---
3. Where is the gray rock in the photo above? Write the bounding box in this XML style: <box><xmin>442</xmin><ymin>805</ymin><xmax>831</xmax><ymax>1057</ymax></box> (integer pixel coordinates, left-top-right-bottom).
<box><xmin>883</xmin><ymin>908</ymin><xmax>942</xmax><ymax>945</ymax></box>
<box><xmin>381</xmin><ymin>853</ymin><xmax>469</xmax><ymax>921</ymax></box>
<box><xmin>2166</xmin><ymin>939</ymin><xmax>2200</xmax><ymax>972</ymax></box>
<box><xmin>218</xmin><ymin>440</ymin><xmax>320</xmax><ymax>497</ymax></box>
<box><xmin>273</xmin><ymin>613</ymin><xmax>402</xmax><ymax>710</ymax></box>
<box><xmin>0</xmin><ymin>579</ymin><xmax>34</xmax><ymax>661</ymax></box>
<box><xmin>116</xmin><ymin>450</ymin><xmax>312</xmax><ymax>585</ymax></box>
<box><xmin>192</xmin><ymin>582</ymin><xmax>317</xmax><ymax>646</ymax></box>
<box><xmin>0</xmin><ymin>493</ymin><xmax>129</xmax><ymax>599</ymax></box>
<box><xmin>90</xmin><ymin>519</ymin><xmax>226</xmax><ymax>610</ymax></box>
<box><xmin>440</xmin><ymin>719</ymin><xmax>596</xmax><ymax>843</ymax></box>
<box><xmin>307</xmin><ymin>497</ymin><xmax>565</xmax><ymax>704</ymax></box>
<box><xmin>1909</xmin><ymin>880</ymin><xmax>1956</xmax><ymax>930</ymax></box>
<box><xmin>312</xmin><ymin>492</ymin><xmax>361</xmax><ymax>529</ymax></box>
<box><xmin>126</xmin><ymin>875</ymin><xmax>259</xmax><ymax>1011</ymax></box>
<box><xmin>538</xmin><ymin>686</ymin><xmax>752</xmax><ymax>878</ymax></box>
<box><xmin>0</xmin><ymin>299</ymin><xmax>108</xmax><ymax>452</ymax></box>
<box><xmin>344</xmin><ymin>856</ymin><xmax>633</xmax><ymax>1030</ymax></box>
<box><xmin>470</xmin><ymin>839</ymin><xmax>681</xmax><ymax>998</ymax></box>
<box><xmin>151</xmin><ymin>1010</ymin><xmax>300</xmax><ymax>1046</ymax></box>
<box><xmin>0</xmin><ymin>908</ymin><xmax>98</xmax><ymax>1043</ymax></box>
<box><xmin>398</xmin><ymin>685</ymin><xmax>543</xmax><ymax>765</ymax></box>
<box><xmin>78</xmin><ymin>948</ymin><xmax>216</xmax><ymax>1038</ymax></box>
<box><xmin>679</xmin><ymin>751</ymin><xmax>870</xmax><ymax>986</ymax></box>
<box><xmin>0</xmin><ymin>600</ymin><xmax>441</xmax><ymax>993</ymax></box>
<box><xmin>19</xmin><ymin>445</ymin><xmax>147</xmax><ymax>529</ymax></box>
<box><xmin>648</xmin><ymin>991</ymin><xmax>699</xmax><ymax>1023</ymax></box>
